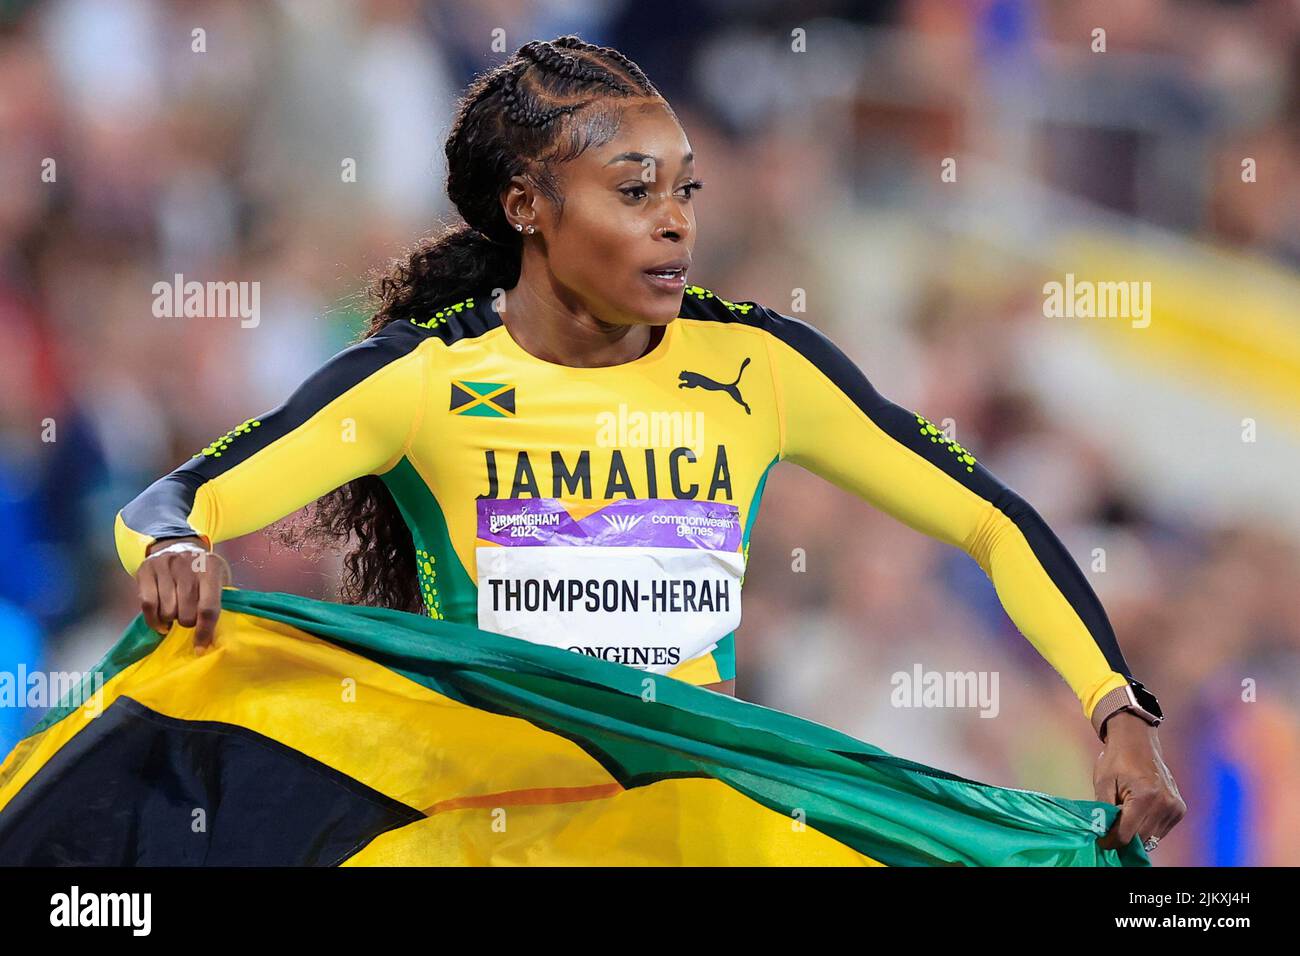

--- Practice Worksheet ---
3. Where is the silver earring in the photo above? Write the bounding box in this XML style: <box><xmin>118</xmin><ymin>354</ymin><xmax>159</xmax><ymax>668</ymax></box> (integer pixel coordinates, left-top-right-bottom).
<box><xmin>526</xmin><ymin>225</ymin><xmax>536</xmax><ymax>235</ymax></box>
<box><xmin>514</xmin><ymin>223</ymin><xmax>523</xmax><ymax>232</ymax></box>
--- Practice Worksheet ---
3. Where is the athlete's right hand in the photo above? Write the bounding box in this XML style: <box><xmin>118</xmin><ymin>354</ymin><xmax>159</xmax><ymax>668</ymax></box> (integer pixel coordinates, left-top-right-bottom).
<box><xmin>137</xmin><ymin>536</ymin><xmax>232</xmax><ymax>651</ymax></box>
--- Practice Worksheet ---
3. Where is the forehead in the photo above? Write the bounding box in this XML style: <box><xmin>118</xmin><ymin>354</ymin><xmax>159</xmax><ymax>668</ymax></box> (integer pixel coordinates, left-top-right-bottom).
<box><xmin>575</xmin><ymin>99</ymin><xmax>693</xmax><ymax>168</ymax></box>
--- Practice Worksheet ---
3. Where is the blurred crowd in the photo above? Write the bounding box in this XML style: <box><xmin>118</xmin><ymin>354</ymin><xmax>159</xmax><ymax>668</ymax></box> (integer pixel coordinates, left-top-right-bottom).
<box><xmin>1</xmin><ymin>0</ymin><xmax>1297</xmax><ymax>865</ymax></box>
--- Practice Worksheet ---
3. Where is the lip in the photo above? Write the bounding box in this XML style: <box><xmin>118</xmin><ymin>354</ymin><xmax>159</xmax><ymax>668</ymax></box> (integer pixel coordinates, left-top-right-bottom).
<box><xmin>643</xmin><ymin>259</ymin><xmax>690</xmax><ymax>292</ymax></box>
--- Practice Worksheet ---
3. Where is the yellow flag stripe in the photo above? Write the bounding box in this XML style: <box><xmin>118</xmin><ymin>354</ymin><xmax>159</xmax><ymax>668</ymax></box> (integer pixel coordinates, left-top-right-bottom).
<box><xmin>425</xmin><ymin>782</ymin><xmax>624</xmax><ymax>816</ymax></box>
<box><xmin>350</xmin><ymin>777</ymin><xmax>885</xmax><ymax>866</ymax></box>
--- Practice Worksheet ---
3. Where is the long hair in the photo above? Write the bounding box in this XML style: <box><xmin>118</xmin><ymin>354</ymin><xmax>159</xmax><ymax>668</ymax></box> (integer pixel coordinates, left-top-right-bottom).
<box><xmin>307</xmin><ymin>36</ymin><xmax>662</xmax><ymax>612</ymax></box>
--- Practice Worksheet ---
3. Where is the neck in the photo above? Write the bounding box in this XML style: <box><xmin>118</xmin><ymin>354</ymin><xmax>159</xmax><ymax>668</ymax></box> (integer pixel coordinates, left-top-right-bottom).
<box><xmin>500</xmin><ymin>268</ymin><xmax>656</xmax><ymax>368</ymax></box>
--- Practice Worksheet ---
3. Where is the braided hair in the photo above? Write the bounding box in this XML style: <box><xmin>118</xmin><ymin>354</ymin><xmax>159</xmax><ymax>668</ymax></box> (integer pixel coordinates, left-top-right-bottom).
<box><xmin>304</xmin><ymin>36</ymin><xmax>663</xmax><ymax>613</ymax></box>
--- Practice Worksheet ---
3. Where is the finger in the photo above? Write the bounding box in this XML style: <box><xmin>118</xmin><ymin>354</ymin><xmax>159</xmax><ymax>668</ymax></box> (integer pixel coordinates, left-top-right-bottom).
<box><xmin>176</xmin><ymin>563</ymin><xmax>200</xmax><ymax>629</ymax></box>
<box><xmin>1097</xmin><ymin>813</ymin><xmax>1124</xmax><ymax>851</ymax></box>
<box><xmin>1149</xmin><ymin>795</ymin><xmax>1188</xmax><ymax>841</ymax></box>
<box><xmin>1115</xmin><ymin>789</ymin><xmax>1170</xmax><ymax>851</ymax></box>
<box><xmin>1098</xmin><ymin>790</ymin><xmax>1149</xmax><ymax>851</ymax></box>
<box><xmin>195</xmin><ymin>565</ymin><xmax>223</xmax><ymax>649</ymax></box>
<box><xmin>137</xmin><ymin>561</ymin><xmax>164</xmax><ymax>634</ymax></box>
<box><xmin>155</xmin><ymin>558</ymin><xmax>179</xmax><ymax>628</ymax></box>
<box><xmin>1093</xmin><ymin>768</ymin><xmax>1122</xmax><ymax>849</ymax></box>
<box><xmin>1092</xmin><ymin>768</ymin><xmax>1119</xmax><ymax>806</ymax></box>
<box><xmin>1118</xmin><ymin>792</ymin><xmax>1153</xmax><ymax>845</ymax></box>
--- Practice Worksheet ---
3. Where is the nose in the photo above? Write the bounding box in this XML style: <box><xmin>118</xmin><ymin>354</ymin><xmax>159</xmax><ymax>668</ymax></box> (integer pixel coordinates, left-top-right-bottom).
<box><xmin>655</xmin><ymin>200</ymin><xmax>690</xmax><ymax>242</ymax></box>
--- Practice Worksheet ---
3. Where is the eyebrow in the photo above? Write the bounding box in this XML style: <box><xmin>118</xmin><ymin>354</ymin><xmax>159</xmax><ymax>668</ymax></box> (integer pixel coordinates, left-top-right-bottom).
<box><xmin>605</xmin><ymin>150</ymin><xmax>694</xmax><ymax>167</ymax></box>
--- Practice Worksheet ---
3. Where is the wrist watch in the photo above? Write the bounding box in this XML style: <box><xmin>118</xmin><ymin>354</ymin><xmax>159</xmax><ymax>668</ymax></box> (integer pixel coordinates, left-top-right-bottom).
<box><xmin>1092</xmin><ymin>679</ymin><xmax>1163</xmax><ymax>742</ymax></box>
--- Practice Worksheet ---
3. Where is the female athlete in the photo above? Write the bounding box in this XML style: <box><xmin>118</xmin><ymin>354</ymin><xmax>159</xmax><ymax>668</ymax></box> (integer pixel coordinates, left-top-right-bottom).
<box><xmin>115</xmin><ymin>35</ymin><xmax>1185</xmax><ymax>854</ymax></box>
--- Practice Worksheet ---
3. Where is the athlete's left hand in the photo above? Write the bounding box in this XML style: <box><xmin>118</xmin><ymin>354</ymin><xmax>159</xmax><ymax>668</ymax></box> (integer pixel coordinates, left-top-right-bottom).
<box><xmin>1093</xmin><ymin>711</ymin><xmax>1186</xmax><ymax>853</ymax></box>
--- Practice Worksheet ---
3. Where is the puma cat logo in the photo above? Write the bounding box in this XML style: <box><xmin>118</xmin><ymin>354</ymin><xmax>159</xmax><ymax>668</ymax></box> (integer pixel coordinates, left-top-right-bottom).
<box><xmin>678</xmin><ymin>357</ymin><xmax>751</xmax><ymax>415</ymax></box>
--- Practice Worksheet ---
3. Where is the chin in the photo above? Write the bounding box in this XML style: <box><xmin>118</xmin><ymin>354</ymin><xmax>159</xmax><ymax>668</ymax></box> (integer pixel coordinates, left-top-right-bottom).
<box><xmin>603</xmin><ymin>284</ymin><xmax>681</xmax><ymax>325</ymax></box>
<box><xmin>637</xmin><ymin>291</ymin><xmax>684</xmax><ymax>324</ymax></box>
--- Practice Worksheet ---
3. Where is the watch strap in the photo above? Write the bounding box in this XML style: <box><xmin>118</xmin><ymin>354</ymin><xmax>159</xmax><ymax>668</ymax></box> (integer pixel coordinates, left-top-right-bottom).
<box><xmin>1093</xmin><ymin>683</ymin><xmax>1163</xmax><ymax>741</ymax></box>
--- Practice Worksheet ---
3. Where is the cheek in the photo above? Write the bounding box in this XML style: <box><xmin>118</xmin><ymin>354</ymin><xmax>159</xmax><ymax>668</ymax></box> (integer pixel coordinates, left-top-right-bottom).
<box><xmin>554</xmin><ymin>203</ymin><xmax>643</xmax><ymax>281</ymax></box>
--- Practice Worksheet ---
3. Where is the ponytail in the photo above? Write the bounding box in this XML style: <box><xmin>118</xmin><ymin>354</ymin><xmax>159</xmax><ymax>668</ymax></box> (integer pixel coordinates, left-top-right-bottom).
<box><xmin>298</xmin><ymin>34</ymin><xmax>659</xmax><ymax>613</ymax></box>
<box><xmin>364</xmin><ymin>223</ymin><xmax>520</xmax><ymax>335</ymax></box>
<box><xmin>302</xmin><ymin>224</ymin><xmax>519</xmax><ymax>613</ymax></box>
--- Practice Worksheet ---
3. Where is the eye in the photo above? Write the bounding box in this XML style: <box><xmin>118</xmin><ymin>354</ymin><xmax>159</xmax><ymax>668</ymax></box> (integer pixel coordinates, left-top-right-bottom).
<box><xmin>619</xmin><ymin>184</ymin><xmax>649</xmax><ymax>201</ymax></box>
<box><xmin>678</xmin><ymin>179</ymin><xmax>705</xmax><ymax>199</ymax></box>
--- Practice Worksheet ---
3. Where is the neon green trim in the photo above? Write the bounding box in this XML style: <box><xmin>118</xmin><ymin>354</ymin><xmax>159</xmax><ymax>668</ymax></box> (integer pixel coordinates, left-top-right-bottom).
<box><xmin>380</xmin><ymin>457</ymin><xmax>477</xmax><ymax>623</ymax></box>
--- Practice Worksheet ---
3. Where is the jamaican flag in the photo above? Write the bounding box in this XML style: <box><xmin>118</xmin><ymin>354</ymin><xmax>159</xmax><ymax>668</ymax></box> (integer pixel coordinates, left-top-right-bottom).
<box><xmin>0</xmin><ymin>590</ymin><xmax>1148</xmax><ymax>866</ymax></box>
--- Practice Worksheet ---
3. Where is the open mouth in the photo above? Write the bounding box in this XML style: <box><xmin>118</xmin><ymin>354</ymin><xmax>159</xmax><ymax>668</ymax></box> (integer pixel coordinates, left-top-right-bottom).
<box><xmin>644</xmin><ymin>266</ymin><xmax>688</xmax><ymax>287</ymax></box>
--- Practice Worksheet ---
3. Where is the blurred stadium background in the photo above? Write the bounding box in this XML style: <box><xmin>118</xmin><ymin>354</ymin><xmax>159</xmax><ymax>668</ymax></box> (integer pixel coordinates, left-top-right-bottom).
<box><xmin>1</xmin><ymin>0</ymin><xmax>1298</xmax><ymax>865</ymax></box>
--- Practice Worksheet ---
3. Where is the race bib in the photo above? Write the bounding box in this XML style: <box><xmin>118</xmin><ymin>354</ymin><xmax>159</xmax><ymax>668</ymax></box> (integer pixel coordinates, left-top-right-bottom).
<box><xmin>475</xmin><ymin>498</ymin><xmax>743</xmax><ymax>673</ymax></box>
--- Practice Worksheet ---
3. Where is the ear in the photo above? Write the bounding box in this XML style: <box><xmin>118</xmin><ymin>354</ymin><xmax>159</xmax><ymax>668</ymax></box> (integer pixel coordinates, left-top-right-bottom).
<box><xmin>501</xmin><ymin>175</ymin><xmax>538</xmax><ymax>233</ymax></box>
